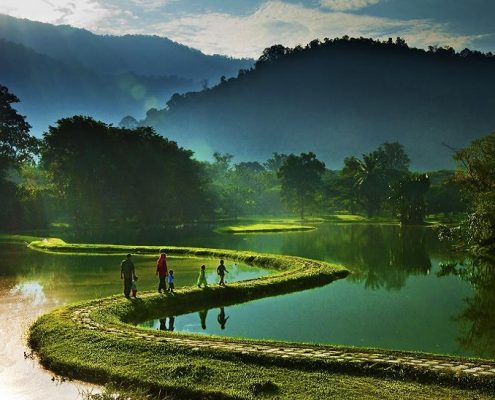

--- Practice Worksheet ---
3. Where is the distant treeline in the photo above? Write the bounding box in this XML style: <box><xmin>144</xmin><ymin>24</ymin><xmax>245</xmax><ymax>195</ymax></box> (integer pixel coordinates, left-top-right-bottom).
<box><xmin>1</xmin><ymin>84</ymin><xmax>472</xmax><ymax>232</ymax></box>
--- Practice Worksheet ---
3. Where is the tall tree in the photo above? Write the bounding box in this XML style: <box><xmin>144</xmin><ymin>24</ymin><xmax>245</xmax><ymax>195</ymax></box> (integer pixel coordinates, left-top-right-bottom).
<box><xmin>278</xmin><ymin>152</ymin><xmax>325</xmax><ymax>220</ymax></box>
<box><xmin>342</xmin><ymin>142</ymin><xmax>411</xmax><ymax>217</ymax></box>
<box><xmin>453</xmin><ymin>132</ymin><xmax>495</xmax><ymax>248</ymax></box>
<box><xmin>390</xmin><ymin>173</ymin><xmax>431</xmax><ymax>224</ymax></box>
<box><xmin>0</xmin><ymin>84</ymin><xmax>38</xmax><ymax>176</ymax></box>
<box><xmin>342</xmin><ymin>152</ymin><xmax>386</xmax><ymax>217</ymax></box>
<box><xmin>0</xmin><ymin>85</ymin><xmax>40</xmax><ymax>228</ymax></box>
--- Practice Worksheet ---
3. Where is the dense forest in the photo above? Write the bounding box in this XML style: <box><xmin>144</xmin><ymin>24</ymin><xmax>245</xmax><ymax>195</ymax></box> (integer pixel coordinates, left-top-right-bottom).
<box><xmin>142</xmin><ymin>36</ymin><xmax>495</xmax><ymax>170</ymax></box>
<box><xmin>1</xmin><ymin>84</ymin><xmax>473</xmax><ymax>232</ymax></box>
<box><xmin>0</xmin><ymin>14</ymin><xmax>252</xmax><ymax>134</ymax></box>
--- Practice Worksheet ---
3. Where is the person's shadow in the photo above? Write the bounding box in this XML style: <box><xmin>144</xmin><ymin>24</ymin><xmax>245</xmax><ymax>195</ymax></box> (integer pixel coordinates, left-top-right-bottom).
<box><xmin>217</xmin><ymin>307</ymin><xmax>229</xmax><ymax>330</ymax></box>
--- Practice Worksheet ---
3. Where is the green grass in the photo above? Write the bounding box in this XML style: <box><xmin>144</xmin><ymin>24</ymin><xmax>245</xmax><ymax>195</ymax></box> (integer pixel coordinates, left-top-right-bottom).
<box><xmin>323</xmin><ymin>213</ymin><xmax>465</xmax><ymax>227</ymax></box>
<box><xmin>0</xmin><ymin>233</ymin><xmax>42</xmax><ymax>244</ymax></box>
<box><xmin>30</xmin><ymin>310</ymin><xmax>495</xmax><ymax>400</ymax></box>
<box><xmin>27</xmin><ymin>238</ymin><xmax>495</xmax><ymax>399</ymax></box>
<box><xmin>323</xmin><ymin>214</ymin><xmax>402</xmax><ymax>224</ymax></box>
<box><xmin>216</xmin><ymin>223</ymin><xmax>316</xmax><ymax>234</ymax></box>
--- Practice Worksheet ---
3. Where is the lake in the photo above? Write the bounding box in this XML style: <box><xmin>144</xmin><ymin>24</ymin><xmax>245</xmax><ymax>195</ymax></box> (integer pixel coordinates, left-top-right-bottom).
<box><xmin>1</xmin><ymin>222</ymin><xmax>492</xmax><ymax>399</ymax></box>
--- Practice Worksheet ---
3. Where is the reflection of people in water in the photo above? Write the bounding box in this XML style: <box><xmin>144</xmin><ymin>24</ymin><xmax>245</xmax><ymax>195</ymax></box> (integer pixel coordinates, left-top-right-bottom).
<box><xmin>217</xmin><ymin>307</ymin><xmax>229</xmax><ymax>330</ymax></box>
<box><xmin>168</xmin><ymin>316</ymin><xmax>175</xmax><ymax>332</ymax></box>
<box><xmin>159</xmin><ymin>317</ymin><xmax>175</xmax><ymax>331</ymax></box>
<box><xmin>198</xmin><ymin>309</ymin><xmax>208</xmax><ymax>329</ymax></box>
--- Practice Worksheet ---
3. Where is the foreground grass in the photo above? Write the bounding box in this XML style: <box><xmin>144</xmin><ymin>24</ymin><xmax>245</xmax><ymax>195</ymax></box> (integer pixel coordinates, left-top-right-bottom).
<box><xmin>31</xmin><ymin>291</ymin><xmax>495</xmax><ymax>400</ymax></box>
<box><xmin>216</xmin><ymin>223</ymin><xmax>316</xmax><ymax>234</ymax></box>
<box><xmin>32</xmin><ymin>310</ymin><xmax>494</xmax><ymax>400</ymax></box>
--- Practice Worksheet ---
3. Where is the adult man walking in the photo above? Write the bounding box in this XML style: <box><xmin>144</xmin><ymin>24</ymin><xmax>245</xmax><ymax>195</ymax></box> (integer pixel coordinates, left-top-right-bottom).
<box><xmin>156</xmin><ymin>249</ymin><xmax>168</xmax><ymax>293</ymax></box>
<box><xmin>120</xmin><ymin>253</ymin><xmax>136</xmax><ymax>298</ymax></box>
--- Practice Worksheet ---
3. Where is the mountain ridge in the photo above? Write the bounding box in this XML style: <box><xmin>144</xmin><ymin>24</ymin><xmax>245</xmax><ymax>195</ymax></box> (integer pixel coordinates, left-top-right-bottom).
<box><xmin>0</xmin><ymin>14</ymin><xmax>252</xmax><ymax>134</ymax></box>
<box><xmin>141</xmin><ymin>37</ymin><xmax>495</xmax><ymax>170</ymax></box>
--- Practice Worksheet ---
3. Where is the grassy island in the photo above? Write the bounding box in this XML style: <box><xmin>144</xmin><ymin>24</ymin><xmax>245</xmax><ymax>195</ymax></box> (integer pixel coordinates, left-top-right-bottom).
<box><xmin>216</xmin><ymin>223</ymin><xmax>316</xmax><ymax>233</ymax></box>
<box><xmin>28</xmin><ymin>239</ymin><xmax>495</xmax><ymax>399</ymax></box>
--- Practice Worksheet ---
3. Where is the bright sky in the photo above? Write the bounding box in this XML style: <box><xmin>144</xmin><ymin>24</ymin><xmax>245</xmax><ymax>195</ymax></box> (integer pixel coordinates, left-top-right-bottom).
<box><xmin>0</xmin><ymin>0</ymin><xmax>494</xmax><ymax>58</ymax></box>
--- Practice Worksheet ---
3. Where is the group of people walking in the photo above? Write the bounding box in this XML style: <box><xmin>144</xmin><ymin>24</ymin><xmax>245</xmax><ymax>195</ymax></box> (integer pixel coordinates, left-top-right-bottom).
<box><xmin>120</xmin><ymin>249</ymin><xmax>230</xmax><ymax>299</ymax></box>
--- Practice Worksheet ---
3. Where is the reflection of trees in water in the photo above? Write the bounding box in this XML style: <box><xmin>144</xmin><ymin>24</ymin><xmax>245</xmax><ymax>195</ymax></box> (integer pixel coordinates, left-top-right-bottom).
<box><xmin>280</xmin><ymin>224</ymin><xmax>448</xmax><ymax>290</ymax></box>
<box><xmin>449</xmin><ymin>258</ymin><xmax>495</xmax><ymax>358</ymax></box>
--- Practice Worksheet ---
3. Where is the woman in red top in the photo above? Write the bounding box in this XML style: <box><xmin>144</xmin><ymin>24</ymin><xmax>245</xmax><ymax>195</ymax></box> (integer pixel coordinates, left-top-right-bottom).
<box><xmin>156</xmin><ymin>249</ymin><xmax>168</xmax><ymax>293</ymax></box>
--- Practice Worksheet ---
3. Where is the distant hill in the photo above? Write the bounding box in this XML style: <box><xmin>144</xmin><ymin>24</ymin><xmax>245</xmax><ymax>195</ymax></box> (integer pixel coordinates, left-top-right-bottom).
<box><xmin>141</xmin><ymin>38</ymin><xmax>495</xmax><ymax>170</ymax></box>
<box><xmin>0</xmin><ymin>14</ymin><xmax>253</xmax><ymax>134</ymax></box>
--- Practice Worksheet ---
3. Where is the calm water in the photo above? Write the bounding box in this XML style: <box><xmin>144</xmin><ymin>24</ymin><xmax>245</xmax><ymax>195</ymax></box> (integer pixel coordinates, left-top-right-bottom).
<box><xmin>1</xmin><ymin>223</ymin><xmax>493</xmax><ymax>399</ymax></box>
<box><xmin>135</xmin><ymin>223</ymin><xmax>492</xmax><ymax>359</ymax></box>
<box><xmin>0</xmin><ymin>242</ymin><xmax>267</xmax><ymax>400</ymax></box>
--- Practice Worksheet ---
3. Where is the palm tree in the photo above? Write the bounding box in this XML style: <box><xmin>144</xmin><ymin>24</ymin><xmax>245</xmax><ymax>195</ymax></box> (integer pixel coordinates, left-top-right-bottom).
<box><xmin>343</xmin><ymin>152</ymin><xmax>386</xmax><ymax>217</ymax></box>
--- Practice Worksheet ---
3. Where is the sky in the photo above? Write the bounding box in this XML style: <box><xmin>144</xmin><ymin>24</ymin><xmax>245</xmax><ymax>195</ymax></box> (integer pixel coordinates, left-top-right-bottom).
<box><xmin>0</xmin><ymin>0</ymin><xmax>494</xmax><ymax>58</ymax></box>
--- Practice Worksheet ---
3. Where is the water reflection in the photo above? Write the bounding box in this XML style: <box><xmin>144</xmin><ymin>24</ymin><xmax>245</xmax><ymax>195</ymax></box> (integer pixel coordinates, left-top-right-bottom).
<box><xmin>36</xmin><ymin>223</ymin><xmax>452</xmax><ymax>293</ymax></box>
<box><xmin>279</xmin><ymin>225</ymin><xmax>441</xmax><ymax>290</ymax></box>
<box><xmin>10</xmin><ymin>282</ymin><xmax>47</xmax><ymax>305</ymax></box>
<box><xmin>217</xmin><ymin>307</ymin><xmax>229</xmax><ymax>330</ymax></box>
<box><xmin>147</xmin><ymin>308</ymin><xmax>232</xmax><ymax>333</ymax></box>
<box><xmin>199</xmin><ymin>309</ymin><xmax>208</xmax><ymax>329</ymax></box>
<box><xmin>155</xmin><ymin>317</ymin><xmax>176</xmax><ymax>331</ymax></box>
<box><xmin>438</xmin><ymin>257</ymin><xmax>495</xmax><ymax>358</ymax></box>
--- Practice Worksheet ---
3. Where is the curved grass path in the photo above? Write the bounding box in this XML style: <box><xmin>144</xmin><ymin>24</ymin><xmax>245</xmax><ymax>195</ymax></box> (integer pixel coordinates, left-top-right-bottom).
<box><xmin>28</xmin><ymin>239</ymin><xmax>495</xmax><ymax>399</ymax></box>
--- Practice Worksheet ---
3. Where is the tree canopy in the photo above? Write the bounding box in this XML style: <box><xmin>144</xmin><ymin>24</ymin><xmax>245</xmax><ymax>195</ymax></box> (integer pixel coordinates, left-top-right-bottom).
<box><xmin>278</xmin><ymin>152</ymin><xmax>325</xmax><ymax>220</ymax></box>
<box><xmin>0</xmin><ymin>84</ymin><xmax>37</xmax><ymax>175</ymax></box>
<box><xmin>41</xmin><ymin>116</ymin><xmax>210</xmax><ymax>227</ymax></box>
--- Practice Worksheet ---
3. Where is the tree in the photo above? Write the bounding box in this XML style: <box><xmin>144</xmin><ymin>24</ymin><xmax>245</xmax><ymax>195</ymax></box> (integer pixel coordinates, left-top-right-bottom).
<box><xmin>41</xmin><ymin>116</ymin><xmax>211</xmax><ymax>227</ymax></box>
<box><xmin>375</xmin><ymin>141</ymin><xmax>410</xmax><ymax>173</ymax></box>
<box><xmin>452</xmin><ymin>132</ymin><xmax>495</xmax><ymax>248</ymax></box>
<box><xmin>342</xmin><ymin>152</ymin><xmax>387</xmax><ymax>217</ymax></box>
<box><xmin>341</xmin><ymin>142</ymin><xmax>411</xmax><ymax>217</ymax></box>
<box><xmin>425</xmin><ymin>171</ymin><xmax>465</xmax><ymax>217</ymax></box>
<box><xmin>390</xmin><ymin>173</ymin><xmax>430</xmax><ymax>224</ymax></box>
<box><xmin>278</xmin><ymin>152</ymin><xmax>325</xmax><ymax>220</ymax></box>
<box><xmin>256</xmin><ymin>44</ymin><xmax>288</xmax><ymax>66</ymax></box>
<box><xmin>0</xmin><ymin>85</ymin><xmax>40</xmax><ymax>229</ymax></box>
<box><xmin>119</xmin><ymin>115</ymin><xmax>139</xmax><ymax>129</ymax></box>
<box><xmin>263</xmin><ymin>152</ymin><xmax>288</xmax><ymax>173</ymax></box>
<box><xmin>0</xmin><ymin>85</ymin><xmax>38</xmax><ymax>177</ymax></box>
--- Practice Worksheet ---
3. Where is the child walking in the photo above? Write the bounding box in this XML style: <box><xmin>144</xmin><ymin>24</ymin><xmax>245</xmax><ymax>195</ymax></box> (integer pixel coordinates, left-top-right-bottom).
<box><xmin>131</xmin><ymin>276</ymin><xmax>138</xmax><ymax>298</ymax></box>
<box><xmin>216</xmin><ymin>260</ymin><xmax>229</xmax><ymax>286</ymax></box>
<box><xmin>167</xmin><ymin>270</ymin><xmax>175</xmax><ymax>293</ymax></box>
<box><xmin>197</xmin><ymin>264</ymin><xmax>208</xmax><ymax>288</ymax></box>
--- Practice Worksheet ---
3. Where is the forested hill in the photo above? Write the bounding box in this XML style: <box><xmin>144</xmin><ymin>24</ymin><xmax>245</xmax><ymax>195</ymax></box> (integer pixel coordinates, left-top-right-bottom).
<box><xmin>0</xmin><ymin>14</ymin><xmax>252</xmax><ymax>134</ymax></box>
<box><xmin>0</xmin><ymin>14</ymin><xmax>251</xmax><ymax>80</ymax></box>
<box><xmin>142</xmin><ymin>37</ymin><xmax>495</xmax><ymax>170</ymax></box>
<box><xmin>0</xmin><ymin>39</ymin><xmax>159</xmax><ymax>129</ymax></box>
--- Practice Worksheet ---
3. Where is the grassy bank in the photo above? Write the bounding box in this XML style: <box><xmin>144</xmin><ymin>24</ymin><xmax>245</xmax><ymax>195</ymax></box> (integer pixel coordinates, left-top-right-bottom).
<box><xmin>30</xmin><ymin>306</ymin><xmax>495</xmax><ymax>400</ymax></box>
<box><xmin>215</xmin><ymin>223</ymin><xmax>316</xmax><ymax>234</ymax></box>
<box><xmin>0</xmin><ymin>233</ymin><xmax>42</xmax><ymax>244</ymax></box>
<box><xmin>28</xmin><ymin>239</ymin><xmax>495</xmax><ymax>399</ymax></box>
